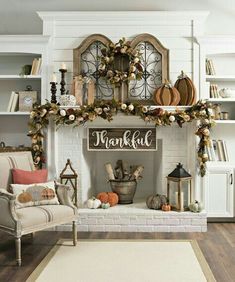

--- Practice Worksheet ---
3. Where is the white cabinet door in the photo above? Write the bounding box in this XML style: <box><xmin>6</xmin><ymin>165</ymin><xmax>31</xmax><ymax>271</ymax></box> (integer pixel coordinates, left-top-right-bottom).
<box><xmin>203</xmin><ymin>167</ymin><xmax>234</xmax><ymax>217</ymax></box>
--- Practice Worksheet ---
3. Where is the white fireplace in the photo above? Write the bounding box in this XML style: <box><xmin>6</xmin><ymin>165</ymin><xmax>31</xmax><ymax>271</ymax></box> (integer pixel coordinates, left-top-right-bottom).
<box><xmin>39</xmin><ymin>11</ymin><xmax>209</xmax><ymax>232</ymax></box>
<box><xmin>47</xmin><ymin>115</ymin><xmax>207</xmax><ymax>233</ymax></box>
<box><xmin>55</xmin><ymin>115</ymin><xmax>194</xmax><ymax>206</ymax></box>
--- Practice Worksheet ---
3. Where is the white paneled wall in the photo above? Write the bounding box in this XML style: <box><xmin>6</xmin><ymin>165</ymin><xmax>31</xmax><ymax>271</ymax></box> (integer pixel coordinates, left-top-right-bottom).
<box><xmin>39</xmin><ymin>11</ymin><xmax>208</xmax><ymax>96</ymax></box>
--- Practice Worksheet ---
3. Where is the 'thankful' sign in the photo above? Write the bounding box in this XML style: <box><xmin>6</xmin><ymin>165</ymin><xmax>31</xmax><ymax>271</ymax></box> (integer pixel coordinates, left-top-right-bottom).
<box><xmin>88</xmin><ymin>128</ymin><xmax>157</xmax><ymax>151</ymax></box>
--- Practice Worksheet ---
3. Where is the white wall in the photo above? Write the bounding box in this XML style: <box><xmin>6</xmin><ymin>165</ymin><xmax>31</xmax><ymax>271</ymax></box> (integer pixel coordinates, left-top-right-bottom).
<box><xmin>0</xmin><ymin>0</ymin><xmax>235</xmax><ymax>35</ymax></box>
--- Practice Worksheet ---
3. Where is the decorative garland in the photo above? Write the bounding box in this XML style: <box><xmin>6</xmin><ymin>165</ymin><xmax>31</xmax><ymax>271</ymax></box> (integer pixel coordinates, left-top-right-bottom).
<box><xmin>28</xmin><ymin>100</ymin><xmax>214</xmax><ymax>177</ymax></box>
<box><xmin>99</xmin><ymin>38</ymin><xmax>143</xmax><ymax>86</ymax></box>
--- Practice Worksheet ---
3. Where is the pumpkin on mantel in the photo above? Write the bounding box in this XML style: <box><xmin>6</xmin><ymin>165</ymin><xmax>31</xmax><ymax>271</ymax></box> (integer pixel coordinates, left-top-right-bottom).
<box><xmin>146</xmin><ymin>194</ymin><xmax>168</xmax><ymax>210</ymax></box>
<box><xmin>153</xmin><ymin>80</ymin><xmax>180</xmax><ymax>106</ymax></box>
<box><xmin>87</xmin><ymin>197</ymin><xmax>101</xmax><ymax>209</ymax></box>
<box><xmin>97</xmin><ymin>192</ymin><xmax>119</xmax><ymax>207</ymax></box>
<box><xmin>161</xmin><ymin>203</ymin><xmax>171</xmax><ymax>212</ymax></box>
<box><xmin>174</xmin><ymin>71</ymin><xmax>197</xmax><ymax>105</ymax></box>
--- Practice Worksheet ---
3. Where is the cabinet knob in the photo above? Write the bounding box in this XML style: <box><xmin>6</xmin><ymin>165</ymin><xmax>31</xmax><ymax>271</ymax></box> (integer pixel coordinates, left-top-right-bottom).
<box><xmin>230</xmin><ymin>174</ymin><xmax>233</xmax><ymax>185</ymax></box>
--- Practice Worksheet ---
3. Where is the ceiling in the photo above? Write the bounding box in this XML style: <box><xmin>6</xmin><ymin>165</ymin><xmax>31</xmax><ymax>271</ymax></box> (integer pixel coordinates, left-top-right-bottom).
<box><xmin>0</xmin><ymin>0</ymin><xmax>234</xmax><ymax>34</ymax></box>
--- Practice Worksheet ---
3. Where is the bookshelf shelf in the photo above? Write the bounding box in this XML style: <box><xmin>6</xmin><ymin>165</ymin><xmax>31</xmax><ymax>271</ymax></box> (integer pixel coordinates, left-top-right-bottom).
<box><xmin>207</xmin><ymin>98</ymin><xmax>235</xmax><ymax>102</ymax></box>
<box><xmin>0</xmin><ymin>75</ymin><xmax>41</xmax><ymax>80</ymax></box>
<box><xmin>215</xmin><ymin>120</ymin><xmax>235</xmax><ymax>124</ymax></box>
<box><xmin>0</xmin><ymin>35</ymin><xmax>49</xmax><ymax>149</ymax></box>
<box><xmin>0</xmin><ymin>111</ymin><xmax>30</xmax><ymax>116</ymax></box>
<box><xmin>197</xmin><ymin>36</ymin><xmax>235</xmax><ymax>218</ymax></box>
<box><xmin>206</xmin><ymin>75</ymin><xmax>235</xmax><ymax>82</ymax></box>
<box><xmin>206</xmin><ymin>161</ymin><xmax>235</xmax><ymax>167</ymax></box>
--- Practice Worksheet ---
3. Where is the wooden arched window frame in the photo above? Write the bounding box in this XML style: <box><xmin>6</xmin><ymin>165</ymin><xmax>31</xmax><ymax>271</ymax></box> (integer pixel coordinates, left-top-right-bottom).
<box><xmin>73</xmin><ymin>34</ymin><xmax>112</xmax><ymax>76</ymax></box>
<box><xmin>73</xmin><ymin>33</ymin><xmax>169</xmax><ymax>102</ymax></box>
<box><xmin>130</xmin><ymin>33</ymin><xmax>169</xmax><ymax>83</ymax></box>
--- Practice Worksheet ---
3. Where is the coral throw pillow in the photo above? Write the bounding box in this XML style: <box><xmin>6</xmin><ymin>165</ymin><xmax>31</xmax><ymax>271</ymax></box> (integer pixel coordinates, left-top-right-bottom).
<box><xmin>12</xmin><ymin>168</ymin><xmax>48</xmax><ymax>184</ymax></box>
<box><xmin>11</xmin><ymin>181</ymin><xmax>59</xmax><ymax>209</ymax></box>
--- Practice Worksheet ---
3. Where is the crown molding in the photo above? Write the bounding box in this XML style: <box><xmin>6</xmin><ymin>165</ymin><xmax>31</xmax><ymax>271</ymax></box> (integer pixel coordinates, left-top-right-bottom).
<box><xmin>37</xmin><ymin>11</ymin><xmax>209</xmax><ymax>23</ymax></box>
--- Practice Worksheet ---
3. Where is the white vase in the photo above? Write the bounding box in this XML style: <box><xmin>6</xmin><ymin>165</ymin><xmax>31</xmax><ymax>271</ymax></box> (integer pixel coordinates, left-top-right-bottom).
<box><xmin>59</xmin><ymin>95</ymin><xmax>77</xmax><ymax>106</ymax></box>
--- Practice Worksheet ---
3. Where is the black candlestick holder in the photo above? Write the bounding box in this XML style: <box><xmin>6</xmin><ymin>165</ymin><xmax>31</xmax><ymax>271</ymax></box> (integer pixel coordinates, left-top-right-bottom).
<box><xmin>50</xmin><ymin>82</ymin><xmax>57</xmax><ymax>104</ymax></box>
<box><xmin>59</xmin><ymin>68</ymin><xmax>67</xmax><ymax>95</ymax></box>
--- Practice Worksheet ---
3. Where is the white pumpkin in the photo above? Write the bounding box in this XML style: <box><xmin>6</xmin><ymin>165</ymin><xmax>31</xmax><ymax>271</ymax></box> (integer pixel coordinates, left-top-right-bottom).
<box><xmin>86</xmin><ymin>197</ymin><xmax>101</xmax><ymax>209</ymax></box>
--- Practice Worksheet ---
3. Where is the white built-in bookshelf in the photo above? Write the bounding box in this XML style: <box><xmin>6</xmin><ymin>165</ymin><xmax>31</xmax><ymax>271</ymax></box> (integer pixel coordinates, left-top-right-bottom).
<box><xmin>0</xmin><ymin>35</ymin><xmax>49</xmax><ymax>146</ymax></box>
<box><xmin>197</xmin><ymin>36</ymin><xmax>235</xmax><ymax>217</ymax></box>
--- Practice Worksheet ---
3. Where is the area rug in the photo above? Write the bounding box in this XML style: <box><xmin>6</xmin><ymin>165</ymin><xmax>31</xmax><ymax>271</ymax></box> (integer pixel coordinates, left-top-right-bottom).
<box><xmin>27</xmin><ymin>240</ymin><xmax>215</xmax><ymax>282</ymax></box>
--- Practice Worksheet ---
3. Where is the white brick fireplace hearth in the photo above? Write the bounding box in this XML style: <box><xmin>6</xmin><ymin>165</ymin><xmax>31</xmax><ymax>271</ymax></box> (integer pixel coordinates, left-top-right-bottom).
<box><xmin>39</xmin><ymin>11</ymin><xmax>209</xmax><ymax>232</ymax></box>
<box><xmin>52</xmin><ymin>115</ymin><xmax>207</xmax><ymax>232</ymax></box>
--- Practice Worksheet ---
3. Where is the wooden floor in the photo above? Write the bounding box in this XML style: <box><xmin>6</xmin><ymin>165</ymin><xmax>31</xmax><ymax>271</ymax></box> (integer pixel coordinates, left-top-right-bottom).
<box><xmin>0</xmin><ymin>223</ymin><xmax>235</xmax><ymax>282</ymax></box>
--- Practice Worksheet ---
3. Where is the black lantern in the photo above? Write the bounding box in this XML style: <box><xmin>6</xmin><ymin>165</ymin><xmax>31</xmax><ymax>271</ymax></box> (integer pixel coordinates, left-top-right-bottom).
<box><xmin>166</xmin><ymin>163</ymin><xmax>192</xmax><ymax>212</ymax></box>
<box><xmin>60</xmin><ymin>159</ymin><xmax>78</xmax><ymax>207</ymax></box>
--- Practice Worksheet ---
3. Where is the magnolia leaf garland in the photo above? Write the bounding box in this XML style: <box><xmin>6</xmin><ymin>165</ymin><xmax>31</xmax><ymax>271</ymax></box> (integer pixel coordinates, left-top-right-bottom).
<box><xmin>28</xmin><ymin>100</ymin><xmax>214</xmax><ymax>176</ymax></box>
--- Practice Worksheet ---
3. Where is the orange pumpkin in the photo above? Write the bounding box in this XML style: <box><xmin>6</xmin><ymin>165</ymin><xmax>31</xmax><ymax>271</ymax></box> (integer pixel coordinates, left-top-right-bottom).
<box><xmin>18</xmin><ymin>191</ymin><xmax>32</xmax><ymax>203</ymax></box>
<box><xmin>161</xmin><ymin>203</ymin><xmax>171</xmax><ymax>212</ymax></box>
<box><xmin>154</xmin><ymin>80</ymin><xmax>180</xmax><ymax>106</ymax></box>
<box><xmin>174</xmin><ymin>71</ymin><xmax>197</xmax><ymax>105</ymax></box>
<box><xmin>97</xmin><ymin>192</ymin><xmax>119</xmax><ymax>207</ymax></box>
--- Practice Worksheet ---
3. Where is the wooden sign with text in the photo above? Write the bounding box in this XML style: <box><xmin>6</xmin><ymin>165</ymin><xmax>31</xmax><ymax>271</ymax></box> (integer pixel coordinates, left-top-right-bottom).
<box><xmin>88</xmin><ymin>128</ymin><xmax>157</xmax><ymax>151</ymax></box>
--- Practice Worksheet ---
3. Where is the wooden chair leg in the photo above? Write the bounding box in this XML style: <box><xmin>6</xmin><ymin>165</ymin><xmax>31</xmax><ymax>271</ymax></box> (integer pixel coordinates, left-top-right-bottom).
<box><xmin>72</xmin><ymin>221</ymin><xmax>77</xmax><ymax>246</ymax></box>
<box><xmin>15</xmin><ymin>237</ymin><xmax>21</xmax><ymax>266</ymax></box>
<box><xmin>30</xmin><ymin>232</ymin><xmax>35</xmax><ymax>240</ymax></box>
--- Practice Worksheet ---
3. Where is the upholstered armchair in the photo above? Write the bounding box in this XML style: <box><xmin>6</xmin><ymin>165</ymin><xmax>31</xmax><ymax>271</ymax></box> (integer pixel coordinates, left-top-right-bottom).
<box><xmin>0</xmin><ymin>151</ymin><xmax>78</xmax><ymax>266</ymax></box>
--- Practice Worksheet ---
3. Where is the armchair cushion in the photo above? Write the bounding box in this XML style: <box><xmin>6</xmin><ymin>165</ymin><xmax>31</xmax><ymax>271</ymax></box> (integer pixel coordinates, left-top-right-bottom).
<box><xmin>0</xmin><ymin>151</ymin><xmax>34</xmax><ymax>191</ymax></box>
<box><xmin>11</xmin><ymin>181</ymin><xmax>59</xmax><ymax>209</ymax></box>
<box><xmin>16</xmin><ymin>205</ymin><xmax>76</xmax><ymax>230</ymax></box>
<box><xmin>12</xmin><ymin>168</ymin><xmax>48</xmax><ymax>184</ymax></box>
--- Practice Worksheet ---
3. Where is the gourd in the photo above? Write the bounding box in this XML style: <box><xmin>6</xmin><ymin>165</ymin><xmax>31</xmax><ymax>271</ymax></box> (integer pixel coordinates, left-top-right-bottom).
<box><xmin>18</xmin><ymin>191</ymin><xmax>33</xmax><ymax>203</ymax></box>
<box><xmin>189</xmin><ymin>200</ymin><xmax>203</xmax><ymax>213</ymax></box>
<box><xmin>101</xmin><ymin>202</ymin><xmax>110</xmax><ymax>209</ymax></box>
<box><xmin>86</xmin><ymin>197</ymin><xmax>101</xmax><ymax>209</ymax></box>
<box><xmin>97</xmin><ymin>192</ymin><xmax>119</xmax><ymax>207</ymax></box>
<box><xmin>146</xmin><ymin>194</ymin><xmax>168</xmax><ymax>210</ymax></box>
<box><xmin>154</xmin><ymin>80</ymin><xmax>180</xmax><ymax>106</ymax></box>
<box><xmin>174</xmin><ymin>71</ymin><xmax>196</xmax><ymax>105</ymax></box>
<box><xmin>161</xmin><ymin>203</ymin><xmax>171</xmax><ymax>212</ymax></box>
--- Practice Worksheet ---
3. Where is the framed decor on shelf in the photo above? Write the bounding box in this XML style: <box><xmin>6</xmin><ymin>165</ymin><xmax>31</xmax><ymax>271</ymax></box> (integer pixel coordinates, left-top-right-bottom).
<box><xmin>18</xmin><ymin>91</ymin><xmax>37</xmax><ymax>112</ymax></box>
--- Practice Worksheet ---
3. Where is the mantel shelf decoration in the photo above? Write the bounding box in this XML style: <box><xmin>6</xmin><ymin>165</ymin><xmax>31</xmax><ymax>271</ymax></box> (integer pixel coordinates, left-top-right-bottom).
<box><xmin>28</xmin><ymin>99</ymin><xmax>214</xmax><ymax>176</ymax></box>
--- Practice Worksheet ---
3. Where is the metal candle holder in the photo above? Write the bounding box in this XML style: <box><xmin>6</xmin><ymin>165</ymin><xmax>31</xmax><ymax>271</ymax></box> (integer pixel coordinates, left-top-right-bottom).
<box><xmin>50</xmin><ymin>82</ymin><xmax>57</xmax><ymax>104</ymax></box>
<box><xmin>59</xmin><ymin>68</ymin><xmax>67</xmax><ymax>95</ymax></box>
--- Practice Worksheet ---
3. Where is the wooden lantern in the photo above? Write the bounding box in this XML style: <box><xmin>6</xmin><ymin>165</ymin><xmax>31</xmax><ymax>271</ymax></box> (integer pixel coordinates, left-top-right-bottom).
<box><xmin>60</xmin><ymin>159</ymin><xmax>78</xmax><ymax>207</ymax></box>
<box><xmin>166</xmin><ymin>163</ymin><xmax>192</xmax><ymax>212</ymax></box>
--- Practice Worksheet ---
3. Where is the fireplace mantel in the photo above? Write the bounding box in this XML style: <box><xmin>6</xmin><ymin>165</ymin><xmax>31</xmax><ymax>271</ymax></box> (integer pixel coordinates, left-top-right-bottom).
<box><xmin>38</xmin><ymin>10</ymin><xmax>209</xmax><ymax>232</ymax></box>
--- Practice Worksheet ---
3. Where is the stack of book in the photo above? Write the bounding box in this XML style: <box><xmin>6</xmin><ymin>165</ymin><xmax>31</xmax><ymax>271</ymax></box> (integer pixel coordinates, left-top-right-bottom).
<box><xmin>7</xmin><ymin>91</ymin><xmax>19</xmax><ymax>112</ymax></box>
<box><xmin>210</xmin><ymin>84</ymin><xmax>220</xmax><ymax>98</ymax></box>
<box><xmin>206</xmin><ymin>58</ymin><xmax>216</xmax><ymax>75</ymax></box>
<box><xmin>206</xmin><ymin>139</ymin><xmax>229</xmax><ymax>162</ymax></box>
<box><xmin>30</xmin><ymin>58</ymin><xmax>42</xmax><ymax>75</ymax></box>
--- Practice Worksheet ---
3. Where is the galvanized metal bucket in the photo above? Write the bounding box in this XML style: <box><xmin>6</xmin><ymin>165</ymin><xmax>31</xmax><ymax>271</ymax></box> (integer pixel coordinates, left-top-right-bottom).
<box><xmin>109</xmin><ymin>180</ymin><xmax>137</xmax><ymax>204</ymax></box>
